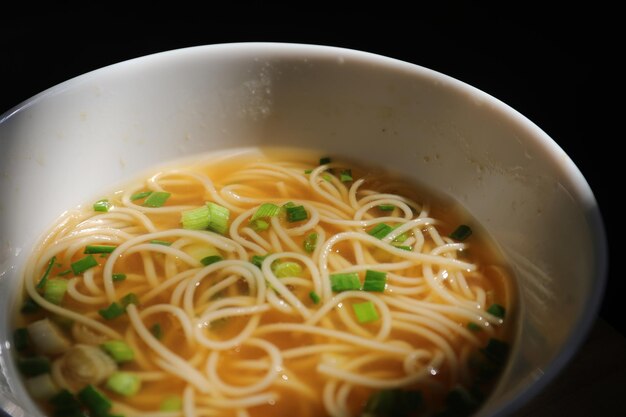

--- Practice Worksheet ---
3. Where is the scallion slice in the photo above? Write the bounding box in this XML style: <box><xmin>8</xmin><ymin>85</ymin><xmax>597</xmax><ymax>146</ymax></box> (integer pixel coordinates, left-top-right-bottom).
<box><xmin>21</xmin><ymin>297</ymin><xmax>40</xmax><ymax>314</ymax></box>
<box><xmin>112</xmin><ymin>273</ymin><xmax>127</xmax><ymax>282</ymax></box>
<box><xmin>13</xmin><ymin>328</ymin><xmax>29</xmax><ymax>351</ymax></box>
<box><xmin>150</xmin><ymin>323</ymin><xmax>163</xmax><ymax>340</ymax></box>
<box><xmin>130</xmin><ymin>191</ymin><xmax>153</xmax><ymax>201</ymax></box>
<box><xmin>43</xmin><ymin>278</ymin><xmax>68</xmax><ymax>305</ymax></box>
<box><xmin>98</xmin><ymin>302</ymin><xmax>125</xmax><ymax>320</ymax></box>
<box><xmin>368</xmin><ymin>223</ymin><xmax>393</xmax><ymax>239</ymax></box>
<box><xmin>120</xmin><ymin>293</ymin><xmax>139</xmax><ymax>308</ymax></box>
<box><xmin>303</xmin><ymin>232</ymin><xmax>318</xmax><ymax>253</ymax></box>
<box><xmin>17</xmin><ymin>356</ymin><xmax>51</xmax><ymax>377</ymax></box>
<box><xmin>340</xmin><ymin>169</ymin><xmax>353</xmax><ymax>182</ymax></box>
<box><xmin>393</xmin><ymin>245</ymin><xmax>413</xmax><ymax>251</ymax></box>
<box><xmin>78</xmin><ymin>384</ymin><xmax>112</xmax><ymax>416</ymax></box>
<box><xmin>142</xmin><ymin>191</ymin><xmax>171</xmax><ymax>208</ymax></box>
<box><xmin>319</xmin><ymin>156</ymin><xmax>331</xmax><ymax>165</ymax></box>
<box><xmin>467</xmin><ymin>322</ymin><xmax>483</xmax><ymax>332</ymax></box>
<box><xmin>449</xmin><ymin>224</ymin><xmax>472</xmax><ymax>241</ymax></box>
<box><xmin>150</xmin><ymin>240</ymin><xmax>172</xmax><ymax>246</ymax></box>
<box><xmin>71</xmin><ymin>255</ymin><xmax>98</xmax><ymax>275</ymax></box>
<box><xmin>309</xmin><ymin>291</ymin><xmax>321</xmax><ymax>304</ymax></box>
<box><xmin>362</xmin><ymin>270</ymin><xmax>387</xmax><ymax>292</ymax></box>
<box><xmin>106</xmin><ymin>372</ymin><xmax>141</xmax><ymax>397</ymax></box>
<box><xmin>285</xmin><ymin>204</ymin><xmax>308</xmax><ymax>222</ymax></box>
<box><xmin>57</xmin><ymin>269</ymin><xmax>72</xmax><ymax>276</ymax></box>
<box><xmin>84</xmin><ymin>245</ymin><xmax>116</xmax><ymax>254</ymax></box>
<box><xmin>251</xmin><ymin>203</ymin><xmax>281</xmax><ymax>221</ymax></box>
<box><xmin>160</xmin><ymin>395</ymin><xmax>182</xmax><ymax>411</ymax></box>
<box><xmin>352</xmin><ymin>301</ymin><xmax>379</xmax><ymax>323</ymax></box>
<box><xmin>101</xmin><ymin>340</ymin><xmax>134</xmax><ymax>363</ymax></box>
<box><xmin>378</xmin><ymin>204</ymin><xmax>396</xmax><ymax>211</ymax></box>
<box><xmin>250</xmin><ymin>219</ymin><xmax>269</xmax><ymax>232</ymax></box>
<box><xmin>487</xmin><ymin>303</ymin><xmax>506</xmax><ymax>319</ymax></box>
<box><xmin>207</xmin><ymin>202</ymin><xmax>230</xmax><ymax>234</ymax></box>
<box><xmin>93</xmin><ymin>199</ymin><xmax>111</xmax><ymax>212</ymax></box>
<box><xmin>330</xmin><ymin>272</ymin><xmax>361</xmax><ymax>292</ymax></box>
<box><xmin>201</xmin><ymin>255</ymin><xmax>223</xmax><ymax>266</ymax></box>
<box><xmin>251</xmin><ymin>254</ymin><xmax>270</xmax><ymax>268</ymax></box>
<box><xmin>36</xmin><ymin>256</ymin><xmax>56</xmax><ymax>289</ymax></box>
<box><xmin>273</xmin><ymin>261</ymin><xmax>302</xmax><ymax>278</ymax></box>
<box><xmin>181</xmin><ymin>205</ymin><xmax>211</xmax><ymax>230</ymax></box>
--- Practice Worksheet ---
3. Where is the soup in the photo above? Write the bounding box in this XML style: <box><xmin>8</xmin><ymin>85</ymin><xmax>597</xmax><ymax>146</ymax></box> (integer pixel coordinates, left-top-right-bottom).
<box><xmin>12</xmin><ymin>147</ymin><xmax>516</xmax><ymax>417</ymax></box>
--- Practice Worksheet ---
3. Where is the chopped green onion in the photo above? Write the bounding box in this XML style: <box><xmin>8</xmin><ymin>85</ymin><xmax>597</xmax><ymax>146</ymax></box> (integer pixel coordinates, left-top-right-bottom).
<box><xmin>481</xmin><ymin>338</ymin><xmax>509</xmax><ymax>366</ymax></box>
<box><xmin>84</xmin><ymin>245</ymin><xmax>116</xmax><ymax>254</ymax></box>
<box><xmin>322</xmin><ymin>173</ymin><xmax>332</xmax><ymax>182</ymax></box>
<box><xmin>36</xmin><ymin>256</ymin><xmax>57</xmax><ymax>289</ymax></box>
<box><xmin>250</xmin><ymin>219</ymin><xmax>270</xmax><ymax>231</ymax></box>
<box><xmin>49</xmin><ymin>389</ymin><xmax>83</xmax><ymax>415</ymax></box>
<box><xmin>150</xmin><ymin>240</ymin><xmax>172</xmax><ymax>246</ymax></box>
<box><xmin>201</xmin><ymin>255</ymin><xmax>223</xmax><ymax>266</ymax></box>
<box><xmin>363</xmin><ymin>270</ymin><xmax>387</xmax><ymax>292</ymax></box>
<box><xmin>251</xmin><ymin>254</ymin><xmax>270</xmax><ymax>268</ymax></box>
<box><xmin>142</xmin><ymin>191</ymin><xmax>171</xmax><ymax>208</ymax></box>
<box><xmin>71</xmin><ymin>255</ymin><xmax>98</xmax><ymax>275</ymax></box>
<box><xmin>364</xmin><ymin>389</ymin><xmax>423</xmax><ymax>416</ymax></box>
<box><xmin>319</xmin><ymin>156</ymin><xmax>331</xmax><ymax>165</ymax></box>
<box><xmin>251</xmin><ymin>203</ymin><xmax>281</xmax><ymax>221</ymax></box>
<box><xmin>130</xmin><ymin>191</ymin><xmax>153</xmax><ymax>201</ymax></box>
<box><xmin>378</xmin><ymin>204</ymin><xmax>396</xmax><ymax>211</ymax></box>
<box><xmin>303</xmin><ymin>232</ymin><xmax>318</xmax><ymax>253</ymax></box>
<box><xmin>309</xmin><ymin>291</ymin><xmax>321</xmax><ymax>304</ymax></box>
<box><xmin>449</xmin><ymin>224</ymin><xmax>472</xmax><ymax>241</ymax></box>
<box><xmin>101</xmin><ymin>340</ymin><xmax>134</xmax><ymax>363</ymax></box>
<box><xmin>78</xmin><ymin>384</ymin><xmax>112</xmax><ymax>417</ymax></box>
<box><xmin>150</xmin><ymin>323</ymin><xmax>163</xmax><ymax>340</ymax></box>
<box><xmin>340</xmin><ymin>169</ymin><xmax>353</xmax><ymax>182</ymax></box>
<box><xmin>273</xmin><ymin>261</ymin><xmax>302</xmax><ymax>278</ymax></box>
<box><xmin>467</xmin><ymin>322</ymin><xmax>483</xmax><ymax>332</ymax></box>
<box><xmin>120</xmin><ymin>293</ymin><xmax>139</xmax><ymax>308</ymax></box>
<box><xmin>106</xmin><ymin>372</ymin><xmax>141</xmax><ymax>397</ymax></box>
<box><xmin>330</xmin><ymin>272</ymin><xmax>361</xmax><ymax>292</ymax></box>
<box><xmin>99</xmin><ymin>302</ymin><xmax>125</xmax><ymax>320</ymax></box>
<box><xmin>57</xmin><ymin>269</ymin><xmax>72</xmax><ymax>276</ymax></box>
<box><xmin>43</xmin><ymin>279</ymin><xmax>68</xmax><ymax>305</ymax></box>
<box><xmin>181</xmin><ymin>205</ymin><xmax>211</xmax><ymax>230</ymax></box>
<box><xmin>112</xmin><ymin>273</ymin><xmax>127</xmax><ymax>282</ymax></box>
<box><xmin>160</xmin><ymin>395</ymin><xmax>182</xmax><ymax>411</ymax></box>
<box><xmin>17</xmin><ymin>356</ymin><xmax>51</xmax><ymax>376</ymax></box>
<box><xmin>93</xmin><ymin>199</ymin><xmax>111</xmax><ymax>212</ymax></box>
<box><xmin>21</xmin><ymin>297</ymin><xmax>40</xmax><ymax>314</ymax></box>
<box><xmin>13</xmin><ymin>328</ymin><xmax>29</xmax><ymax>351</ymax></box>
<box><xmin>285</xmin><ymin>205</ymin><xmax>308</xmax><ymax>222</ymax></box>
<box><xmin>487</xmin><ymin>303</ymin><xmax>506</xmax><ymax>319</ymax></box>
<box><xmin>352</xmin><ymin>301</ymin><xmax>379</xmax><ymax>323</ymax></box>
<box><xmin>207</xmin><ymin>202</ymin><xmax>230</xmax><ymax>234</ymax></box>
<box><xmin>304</xmin><ymin>169</ymin><xmax>313</xmax><ymax>174</ymax></box>
<box><xmin>393</xmin><ymin>245</ymin><xmax>413</xmax><ymax>251</ymax></box>
<box><xmin>368</xmin><ymin>223</ymin><xmax>393</xmax><ymax>239</ymax></box>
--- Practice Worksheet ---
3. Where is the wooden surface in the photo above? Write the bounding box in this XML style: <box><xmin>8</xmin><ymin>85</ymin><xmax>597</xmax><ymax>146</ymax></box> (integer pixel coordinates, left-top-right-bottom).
<box><xmin>512</xmin><ymin>317</ymin><xmax>626</xmax><ymax>416</ymax></box>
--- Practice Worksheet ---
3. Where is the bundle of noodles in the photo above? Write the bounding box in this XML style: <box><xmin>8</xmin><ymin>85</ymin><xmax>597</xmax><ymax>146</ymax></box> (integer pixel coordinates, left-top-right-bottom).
<box><xmin>14</xmin><ymin>150</ymin><xmax>514</xmax><ymax>417</ymax></box>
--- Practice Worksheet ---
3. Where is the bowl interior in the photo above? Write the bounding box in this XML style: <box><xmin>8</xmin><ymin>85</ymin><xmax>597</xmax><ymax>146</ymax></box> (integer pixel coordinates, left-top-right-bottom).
<box><xmin>0</xmin><ymin>43</ymin><xmax>606</xmax><ymax>416</ymax></box>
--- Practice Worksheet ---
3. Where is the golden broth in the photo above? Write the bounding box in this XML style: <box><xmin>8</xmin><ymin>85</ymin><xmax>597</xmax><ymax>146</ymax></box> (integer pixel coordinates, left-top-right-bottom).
<box><xmin>13</xmin><ymin>147</ymin><xmax>516</xmax><ymax>417</ymax></box>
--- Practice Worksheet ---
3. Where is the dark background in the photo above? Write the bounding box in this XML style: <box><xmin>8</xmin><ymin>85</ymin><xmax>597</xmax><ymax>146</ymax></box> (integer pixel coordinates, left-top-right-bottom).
<box><xmin>1</xmin><ymin>6</ymin><xmax>618</xmax><ymax>335</ymax></box>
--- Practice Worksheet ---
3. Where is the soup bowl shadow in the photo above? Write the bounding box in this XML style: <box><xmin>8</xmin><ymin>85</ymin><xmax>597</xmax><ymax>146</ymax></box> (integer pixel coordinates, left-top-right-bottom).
<box><xmin>0</xmin><ymin>43</ymin><xmax>607</xmax><ymax>416</ymax></box>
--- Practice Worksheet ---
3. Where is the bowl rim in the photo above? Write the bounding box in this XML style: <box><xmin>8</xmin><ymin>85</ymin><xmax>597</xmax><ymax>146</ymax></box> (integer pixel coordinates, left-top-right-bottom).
<box><xmin>0</xmin><ymin>42</ymin><xmax>609</xmax><ymax>417</ymax></box>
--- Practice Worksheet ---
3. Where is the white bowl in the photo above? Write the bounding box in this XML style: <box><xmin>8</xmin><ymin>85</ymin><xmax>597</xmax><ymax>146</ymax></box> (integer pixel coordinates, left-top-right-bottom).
<box><xmin>0</xmin><ymin>43</ymin><xmax>607</xmax><ymax>416</ymax></box>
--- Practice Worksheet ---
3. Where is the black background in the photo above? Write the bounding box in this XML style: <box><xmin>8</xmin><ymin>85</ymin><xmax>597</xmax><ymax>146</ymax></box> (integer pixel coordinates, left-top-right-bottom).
<box><xmin>1</xmin><ymin>6</ymin><xmax>619</xmax><ymax>336</ymax></box>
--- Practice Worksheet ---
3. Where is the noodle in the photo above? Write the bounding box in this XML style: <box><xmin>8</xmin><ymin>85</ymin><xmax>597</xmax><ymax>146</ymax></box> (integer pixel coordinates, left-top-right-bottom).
<box><xmin>13</xmin><ymin>148</ymin><xmax>515</xmax><ymax>417</ymax></box>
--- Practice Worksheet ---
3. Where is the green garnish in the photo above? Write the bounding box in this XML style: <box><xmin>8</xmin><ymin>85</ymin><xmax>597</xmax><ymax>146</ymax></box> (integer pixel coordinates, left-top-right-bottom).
<box><xmin>319</xmin><ymin>156</ymin><xmax>332</xmax><ymax>165</ymax></box>
<box><xmin>467</xmin><ymin>322</ymin><xmax>483</xmax><ymax>332</ymax></box>
<box><xmin>120</xmin><ymin>293</ymin><xmax>139</xmax><ymax>308</ymax></box>
<box><xmin>130</xmin><ymin>190</ymin><xmax>153</xmax><ymax>201</ymax></box>
<box><xmin>352</xmin><ymin>301</ymin><xmax>379</xmax><ymax>323</ymax></box>
<box><xmin>284</xmin><ymin>204</ymin><xmax>308</xmax><ymax>222</ymax></box>
<box><xmin>36</xmin><ymin>256</ymin><xmax>56</xmax><ymax>289</ymax></box>
<box><xmin>78</xmin><ymin>384</ymin><xmax>112</xmax><ymax>417</ymax></box>
<box><xmin>17</xmin><ymin>356</ymin><xmax>51</xmax><ymax>376</ymax></box>
<box><xmin>449</xmin><ymin>224</ymin><xmax>472</xmax><ymax>241</ymax></box>
<box><xmin>142</xmin><ymin>191</ymin><xmax>171</xmax><ymax>208</ymax></box>
<box><xmin>393</xmin><ymin>245</ymin><xmax>413</xmax><ymax>251</ymax></box>
<box><xmin>93</xmin><ymin>199</ymin><xmax>111</xmax><ymax>212</ymax></box>
<box><xmin>487</xmin><ymin>303</ymin><xmax>506</xmax><ymax>319</ymax></box>
<box><xmin>303</xmin><ymin>232</ymin><xmax>318</xmax><ymax>253</ymax></box>
<box><xmin>330</xmin><ymin>272</ymin><xmax>361</xmax><ymax>292</ymax></box>
<box><xmin>112</xmin><ymin>273</ymin><xmax>127</xmax><ymax>282</ymax></box>
<box><xmin>309</xmin><ymin>291</ymin><xmax>321</xmax><ymax>304</ymax></box>
<box><xmin>43</xmin><ymin>278</ymin><xmax>68</xmax><ymax>305</ymax></box>
<box><xmin>71</xmin><ymin>255</ymin><xmax>99</xmax><ymax>275</ymax></box>
<box><xmin>160</xmin><ymin>395</ymin><xmax>182</xmax><ymax>411</ymax></box>
<box><xmin>368</xmin><ymin>223</ymin><xmax>393</xmax><ymax>239</ymax></box>
<box><xmin>106</xmin><ymin>372</ymin><xmax>141</xmax><ymax>397</ymax></box>
<box><xmin>150</xmin><ymin>240</ymin><xmax>172</xmax><ymax>246</ymax></box>
<box><xmin>84</xmin><ymin>245</ymin><xmax>116</xmax><ymax>254</ymax></box>
<box><xmin>273</xmin><ymin>261</ymin><xmax>302</xmax><ymax>278</ymax></box>
<box><xmin>201</xmin><ymin>255</ymin><xmax>223</xmax><ymax>266</ymax></box>
<box><xmin>98</xmin><ymin>303</ymin><xmax>125</xmax><ymax>320</ymax></box>
<box><xmin>362</xmin><ymin>270</ymin><xmax>387</xmax><ymax>292</ymax></box>
<box><xmin>101</xmin><ymin>340</ymin><xmax>135</xmax><ymax>363</ymax></box>
<box><xmin>57</xmin><ymin>269</ymin><xmax>73</xmax><ymax>276</ymax></box>
<box><xmin>20</xmin><ymin>297</ymin><xmax>40</xmax><ymax>314</ymax></box>
<box><xmin>340</xmin><ymin>169</ymin><xmax>353</xmax><ymax>182</ymax></box>
<box><xmin>207</xmin><ymin>202</ymin><xmax>230</xmax><ymax>234</ymax></box>
<box><xmin>150</xmin><ymin>323</ymin><xmax>163</xmax><ymax>340</ymax></box>
<box><xmin>251</xmin><ymin>254</ymin><xmax>270</xmax><ymax>268</ymax></box>
<box><xmin>250</xmin><ymin>219</ymin><xmax>270</xmax><ymax>232</ymax></box>
<box><xmin>181</xmin><ymin>205</ymin><xmax>211</xmax><ymax>230</ymax></box>
<box><xmin>378</xmin><ymin>204</ymin><xmax>396</xmax><ymax>211</ymax></box>
<box><xmin>13</xmin><ymin>328</ymin><xmax>29</xmax><ymax>351</ymax></box>
<box><xmin>251</xmin><ymin>203</ymin><xmax>281</xmax><ymax>221</ymax></box>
